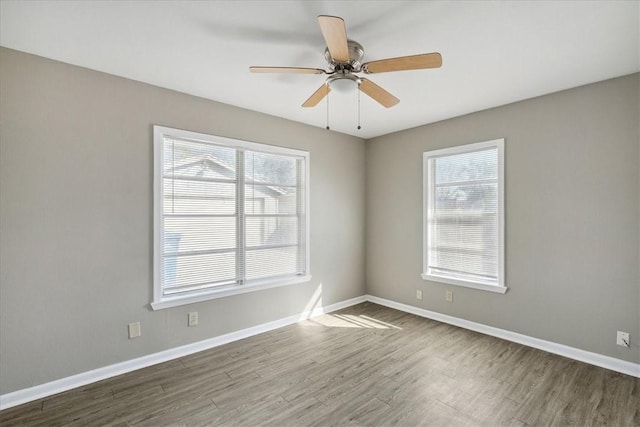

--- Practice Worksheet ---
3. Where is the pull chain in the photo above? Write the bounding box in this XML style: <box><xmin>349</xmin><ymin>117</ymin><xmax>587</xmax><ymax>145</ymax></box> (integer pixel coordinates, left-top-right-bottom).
<box><xmin>357</xmin><ymin>84</ymin><xmax>361</xmax><ymax>130</ymax></box>
<box><xmin>325</xmin><ymin>85</ymin><xmax>330</xmax><ymax>130</ymax></box>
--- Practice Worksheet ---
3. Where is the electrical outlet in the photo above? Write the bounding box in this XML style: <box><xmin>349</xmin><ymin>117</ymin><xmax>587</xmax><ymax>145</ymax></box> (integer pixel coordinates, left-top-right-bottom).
<box><xmin>128</xmin><ymin>322</ymin><xmax>141</xmax><ymax>339</ymax></box>
<box><xmin>188</xmin><ymin>312</ymin><xmax>198</xmax><ymax>327</ymax></box>
<box><xmin>445</xmin><ymin>290</ymin><xmax>453</xmax><ymax>303</ymax></box>
<box><xmin>416</xmin><ymin>290</ymin><xmax>423</xmax><ymax>300</ymax></box>
<box><xmin>617</xmin><ymin>331</ymin><xmax>630</xmax><ymax>347</ymax></box>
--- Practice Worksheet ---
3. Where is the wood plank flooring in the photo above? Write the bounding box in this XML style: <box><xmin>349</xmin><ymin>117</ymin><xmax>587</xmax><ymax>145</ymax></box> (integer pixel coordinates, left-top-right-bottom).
<box><xmin>1</xmin><ymin>302</ymin><xmax>638</xmax><ymax>426</ymax></box>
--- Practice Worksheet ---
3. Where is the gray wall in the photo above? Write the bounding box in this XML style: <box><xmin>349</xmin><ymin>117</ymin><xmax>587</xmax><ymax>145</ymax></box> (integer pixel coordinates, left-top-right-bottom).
<box><xmin>366</xmin><ymin>73</ymin><xmax>640</xmax><ymax>363</ymax></box>
<box><xmin>0</xmin><ymin>47</ymin><xmax>366</xmax><ymax>394</ymax></box>
<box><xmin>1</xmin><ymin>46</ymin><xmax>638</xmax><ymax>396</ymax></box>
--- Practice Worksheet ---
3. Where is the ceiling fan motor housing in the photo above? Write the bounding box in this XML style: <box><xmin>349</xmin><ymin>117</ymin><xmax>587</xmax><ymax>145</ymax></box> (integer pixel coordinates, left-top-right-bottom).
<box><xmin>325</xmin><ymin>40</ymin><xmax>364</xmax><ymax>72</ymax></box>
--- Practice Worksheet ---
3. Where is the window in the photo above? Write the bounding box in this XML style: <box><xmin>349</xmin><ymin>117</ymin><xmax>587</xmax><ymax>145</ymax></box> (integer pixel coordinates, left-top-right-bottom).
<box><xmin>152</xmin><ymin>126</ymin><xmax>310</xmax><ymax>309</ymax></box>
<box><xmin>422</xmin><ymin>139</ymin><xmax>506</xmax><ymax>293</ymax></box>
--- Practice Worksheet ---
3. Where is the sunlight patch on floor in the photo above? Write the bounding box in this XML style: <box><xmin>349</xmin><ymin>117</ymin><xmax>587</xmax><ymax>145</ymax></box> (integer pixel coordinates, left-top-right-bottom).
<box><xmin>304</xmin><ymin>313</ymin><xmax>403</xmax><ymax>329</ymax></box>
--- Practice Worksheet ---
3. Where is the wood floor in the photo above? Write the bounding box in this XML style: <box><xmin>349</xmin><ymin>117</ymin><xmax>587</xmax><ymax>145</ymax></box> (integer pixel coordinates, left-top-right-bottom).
<box><xmin>1</xmin><ymin>302</ymin><xmax>638</xmax><ymax>426</ymax></box>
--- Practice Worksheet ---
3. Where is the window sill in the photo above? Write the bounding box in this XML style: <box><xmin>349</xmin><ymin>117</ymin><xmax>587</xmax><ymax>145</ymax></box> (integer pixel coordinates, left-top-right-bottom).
<box><xmin>151</xmin><ymin>275</ymin><xmax>312</xmax><ymax>310</ymax></box>
<box><xmin>421</xmin><ymin>273</ymin><xmax>507</xmax><ymax>294</ymax></box>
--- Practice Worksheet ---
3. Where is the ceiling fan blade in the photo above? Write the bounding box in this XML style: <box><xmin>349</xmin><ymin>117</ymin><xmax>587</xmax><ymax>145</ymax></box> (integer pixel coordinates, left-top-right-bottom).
<box><xmin>362</xmin><ymin>53</ymin><xmax>442</xmax><ymax>74</ymax></box>
<box><xmin>250</xmin><ymin>66</ymin><xmax>326</xmax><ymax>74</ymax></box>
<box><xmin>302</xmin><ymin>84</ymin><xmax>330</xmax><ymax>108</ymax></box>
<box><xmin>318</xmin><ymin>15</ymin><xmax>349</xmax><ymax>63</ymax></box>
<box><xmin>359</xmin><ymin>78</ymin><xmax>399</xmax><ymax>108</ymax></box>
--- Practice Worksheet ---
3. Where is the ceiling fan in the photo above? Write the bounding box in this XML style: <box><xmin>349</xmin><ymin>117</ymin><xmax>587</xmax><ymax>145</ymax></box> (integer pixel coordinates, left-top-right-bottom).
<box><xmin>249</xmin><ymin>15</ymin><xmax>442</xmax><ymax>109</ymax></box>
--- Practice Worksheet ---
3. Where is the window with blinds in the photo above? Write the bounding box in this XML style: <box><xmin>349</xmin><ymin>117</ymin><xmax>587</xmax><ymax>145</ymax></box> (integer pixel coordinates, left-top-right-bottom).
<box><xmin>152</xmin><ymin>126</ymin><xmax>310</xmax><ymax>309</ymax></box>
<box><xmin>422</xmin><ymin>139</ymin><xmax>505</xmax><ymax>293</ymax></box>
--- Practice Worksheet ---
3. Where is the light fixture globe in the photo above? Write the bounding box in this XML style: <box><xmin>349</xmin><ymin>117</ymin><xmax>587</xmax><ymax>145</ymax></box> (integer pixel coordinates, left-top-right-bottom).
<box><xmin>326</xmin><ymin>73</ymin><xmax>361</xmax><ymax>93</ymax></box>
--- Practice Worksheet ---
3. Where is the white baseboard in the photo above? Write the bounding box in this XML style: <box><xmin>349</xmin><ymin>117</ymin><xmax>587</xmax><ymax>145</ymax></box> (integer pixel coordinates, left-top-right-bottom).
<box><xmin>3</xmin><ymin>293</ymin><xmax>637</xmax><ymax>411</ymax></box>
<box><xmin>0</xmin><ymin>295</ymin><xmax>366</xmax><ymax>411</ymax></box>
<box><xmin>365</xmin><ymin>294</ymin><xmax>640</xmax><ymax>378</ymax></box>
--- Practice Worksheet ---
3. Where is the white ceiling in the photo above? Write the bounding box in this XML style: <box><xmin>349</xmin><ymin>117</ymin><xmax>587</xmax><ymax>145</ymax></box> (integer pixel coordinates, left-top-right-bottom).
<box><xmin>1</xmin><ymin>1</ymin><xmax>638</xmax><ymax>139</ymax></box>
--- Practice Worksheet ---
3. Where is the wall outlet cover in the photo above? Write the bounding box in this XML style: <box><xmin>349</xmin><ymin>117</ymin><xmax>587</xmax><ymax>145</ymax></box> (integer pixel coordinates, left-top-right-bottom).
<box><xmin>416</xmin><ymin>290</ymin><xmax>423</xmax><ymax>300</ymax></box>
<box><xmin>188</xmin><ymin>312</ymin><xmax>198</xmax><ymax>327</ymax></box>
<box><xmin>616</xmin><ymin>331</ymin><xmax>630</xmax><ymax>347</ymax></box>
<box><xmin>128</xmin><ymin>322</ymin><xmax>141</xmax><ymax>339</ymax></box>
<box><xmin>445</xmin><ymin>290</ymin><xmax>453</xmax><ymax>302</ymax></box>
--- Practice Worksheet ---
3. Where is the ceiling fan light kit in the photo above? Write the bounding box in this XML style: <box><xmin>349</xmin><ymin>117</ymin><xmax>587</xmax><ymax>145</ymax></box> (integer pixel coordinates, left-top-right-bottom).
<box><xmin>326</xmin><ymin>73</ymin><xmax>359</xmax><ymax>93</ymax></box>
<box><xmin>250</xmin><ymin>15</ymin><xmax>442</xmax><ymax>129</ymax></box>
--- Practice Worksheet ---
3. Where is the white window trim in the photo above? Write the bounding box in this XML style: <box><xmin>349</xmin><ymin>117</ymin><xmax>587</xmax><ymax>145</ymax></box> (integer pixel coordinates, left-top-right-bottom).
<box><xmin>421</xmin><ymin>138</ymin><xmax>506</xmax><ymax>294</ymax></box>
<box><xmin>152</xmin><ymin>126</ymin><xmax>311</xmax><ymax>310</ymax></box>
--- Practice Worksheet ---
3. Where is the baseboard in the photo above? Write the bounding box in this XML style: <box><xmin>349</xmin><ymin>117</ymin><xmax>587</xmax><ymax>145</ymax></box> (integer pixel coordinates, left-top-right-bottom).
<box><xmin>0</xmin><ymin>295</ymin><xmax>366</xmax><ymax>411</ymax></box>
<box><xmin>3</xmin><ymin>293</ymin><xmax>637</xmax><ymax>411</ymax></box>
<box><xmin>365</xmin><ymin>294</ymin><xmax>640</xmax><ymax>378</ymax></box>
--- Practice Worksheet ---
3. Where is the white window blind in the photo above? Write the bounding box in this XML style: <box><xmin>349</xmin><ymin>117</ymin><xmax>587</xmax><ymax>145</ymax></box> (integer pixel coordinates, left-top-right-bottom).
<box><xmin>422</xmin><ymin>139</ymin><xmax>505</xmax><ymax>292</ymax></box>
<box><xmin>153</xmin><ymin>126</ymin><xmax>310</xmax><ymax>309</ymax></box>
